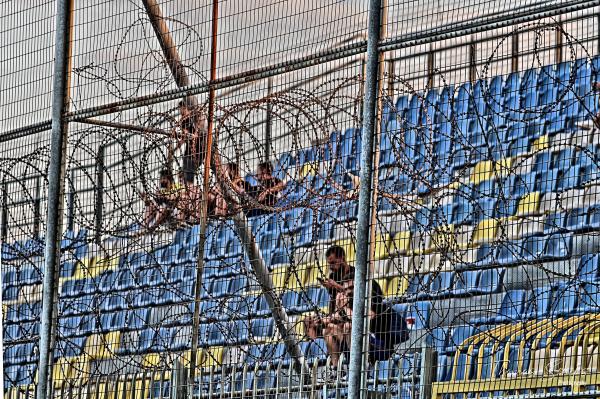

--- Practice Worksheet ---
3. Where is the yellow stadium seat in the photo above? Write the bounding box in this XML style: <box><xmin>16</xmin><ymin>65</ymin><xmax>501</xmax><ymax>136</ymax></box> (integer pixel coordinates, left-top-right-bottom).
<box><xmin>300</xmin><ymin>162</ymin><xmax>319</xmax><ymax>177</ymax></box>
<box><xmin>473</xmin><ymin>218</ymin><xmax>499</xmax><ymax>245</ymax></box>
<box><xmin>94</xmin><ymin>255</ymin><xmax>120</xmax><ymax>273</ymax></box>
<box><xmin>142</xmin><ymin>353</ymin><xmax>165</xmax><ymax>369</ymax></box>
<box><xmin>68</xmin><ymin>355</ymin><xmax>90</xmax><ymax>383</ymax></box>
<box><xmin>271</xmin><ymin>266</ymin><xmax>289</xmax><ymax>292</ymax></box>
<box><xmin>52</xmin><ymin>357</ymin><xmax>73</xmax><ymax>387</ymax></box>
<box><xmin>203</xmin><ymin>346</ymin><xmax>224</xmax><ymax>368</ymax></box>
<box><xmin>494</xmin><ymin>157</ymin><xmax>513</xmax><ymax>176</ymax></box>
<box><xmin>431</xmin><ymin>224</ymin><xmax>456</xmax><ymax>252</ymax></box>
<box><xmin>533</xmin><ymin>134</ymin><xmax>550</xmax><ymax>151</ymax></box>
<box><xmin>304</xmin><ymin>261</ymin><xmax>330</xmax><ymax>287</ymax></box>
<box><xmin>375</xmin><ymin>279</ymin><xmax>388</xmax><ymax>297</ymax></box>
<box><xmin>373</xmin><ymin>233</ymin><xmax>392</xmax><ymax>260</ymax></box>
<box><xmin>390</xmin><ymin>231</ymin><xmax>411</xmax><ymax>255</ymax></box>
<box><xmin>516</xmin><ymin>192</ymin><xmax>541</xmax><ymax>216</ymax></box>
<box><xmin>73</xmin><ymin>257</ymin><xmax>97</xmax><ymax>279</ymax></box>
<box><xmin>471</xmin><ymin>160</ymin><xmax>494</xmax><ymax>184</ymax></box>
<box><xmin>385</xmin><ymin>276</ymin><xmax>408</xmax><ymax>298</ymax></box>
<box><xmin>95</xmin><ymin>331</ymin><xmax>121</xmax><ymax>359</ymax></box>
<box><xmin>286</xmin><ymin>264</ymin><xmax>310</xmax><ymax>290</ymax></box>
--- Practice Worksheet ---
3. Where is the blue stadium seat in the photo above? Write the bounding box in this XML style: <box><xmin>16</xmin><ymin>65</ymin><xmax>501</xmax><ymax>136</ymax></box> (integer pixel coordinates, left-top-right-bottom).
<box><xmin>473</xmin><ymin>289</ymin><xmax>526</xmax><ymax>325</ymax></box>
<box><xmin>543</xmin><ymin>232</ymin><xmax>572</xmax><ymax>260</ymax></box>
<box><xmin>577</xmin><ymin>253</ymin><xmax>600</xmax><ymax>282</ymax></box>
<box><xmin>523</xmin><ymin>286</ymin><xmax>554</xmax><ymax>319</ymax></box>
<box><xmin>543</xmin><ymin>212</ymin><xmax>567</xmax><ymax>235</ymax></box>
<box><xmin>445</xmin><ymin>325</ymin><xmax>474</xmax><ymax>354</ymax></box>
<box><xmin>404</xmin><ymin>274</ymin><xmax>431</xmax><ymax>301</ymax></box>
<box><xmin>224</xmin><ymin>320</ymin><xmax>250</xmax><ymax>346</ymax></box>
<box><xmin>281</xmin><ymin>290</ymin><xmax>301</xmax><ymax>314</ymax></box>
<box><xmin>579</xmin><ymin>283</ymin><xmax>600</xmax><ymax>313</ymax></box>
<box><xmin>419</xmin><ymin>271</ymin><xmax>454</xmax><ymax>300</ymax></box>
<box><xmin>550</xmin><ymin>282</ymin><xmax>579</xmax><ymax>317</ymax></box>
<box><xmin>253</xmin><ymin>295</ymin><xmax>272</xmax><ymax>317</ymax></box>
<box><xmin>521</xmin><ymin>235</ymin><xmax>546</xmax><ymax>263</ymax></box>
<box><xmin>477</xmin><ymin>268</ymin><xmax>504</xmax><ymax>294</ymax></box>
<box><xmin>251</xmin><ymin>318</ymin><xmax>274</xmax><ymax>341</ymax></box>
<box><xmin>452</xmin><ymin>270</ymin><xmax>480</xmax><ymax>296</ymax></box>
<box><xmin>306</xmin><ymin>286</ymin><xmax>329</xmax><ymax>310</ymax></box>
<box><xmin>405</xmin><ymin>301</ymin><xmax>431</xmax><ymax>329</ymax></box>
<box><xmin>126</xmin><ymin>308</ymin><xmax>150</xmax><ymax>331</ymax></box>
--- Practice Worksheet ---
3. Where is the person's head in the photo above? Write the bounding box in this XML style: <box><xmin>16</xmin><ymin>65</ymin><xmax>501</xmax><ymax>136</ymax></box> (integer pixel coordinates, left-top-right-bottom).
<box><xmin>159</xmin><ymin>169</ymin><xmax>174</xmax><ymax>189</ymax></box>
<box><xmin>257</xmin><ymin>161</ymin><xmax>273</xmax><ymax>181</ymax></box>
<box><xmin>326</xmin><ymin>245</ymin><xmax>347</xmax><ymax>273</ymax></box>
<box><xmin>225</xmin><ymin>162</ymin><xmax>240</xmax><ymax>180</ymax></box>
<box><xmin>178</xmin><ymin>100</ymin><xmax>190</xmax><ymax>118</ymax></box>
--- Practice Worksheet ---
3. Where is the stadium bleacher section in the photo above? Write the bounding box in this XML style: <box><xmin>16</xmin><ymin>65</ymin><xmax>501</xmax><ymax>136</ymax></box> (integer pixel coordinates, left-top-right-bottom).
<box><xmin>4</xmin><ymin>56</ymin><xmax>600</xmax><ymax>398</ymax></box>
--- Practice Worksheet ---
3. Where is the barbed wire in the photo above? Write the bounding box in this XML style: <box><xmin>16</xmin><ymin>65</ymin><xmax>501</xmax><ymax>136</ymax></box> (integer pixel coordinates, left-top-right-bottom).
<box><xmin>3</xmin><ymin>18</ymin><xmax>600</xmax><ymax>391</ymax></box>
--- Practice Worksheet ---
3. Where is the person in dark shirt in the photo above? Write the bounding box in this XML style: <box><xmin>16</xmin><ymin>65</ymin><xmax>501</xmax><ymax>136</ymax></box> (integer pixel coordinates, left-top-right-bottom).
<box><xmin>304</xmin><ymin>245</ymin><xmax>409</xmax><ymax>373</ymax></box>
<box><xmin>177</xmin><ymin>101</ymin><xmax>207</xmax><ymax>184</ymax></box>
<box><xmin>246</xmin><ymin>161</ymin><xmax>285</xmax><ymax>216</ymax></box>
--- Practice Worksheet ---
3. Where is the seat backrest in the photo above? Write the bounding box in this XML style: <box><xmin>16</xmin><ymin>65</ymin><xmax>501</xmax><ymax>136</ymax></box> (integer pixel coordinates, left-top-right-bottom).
<box><xmin>499</xmin><ymin>289</ymin><xmax>526</xmax><ymax>319</ymax></box>
<box><xmin>524</xmin><ymin>286</ymin><xmax>554</xmax><ymax>318</ymax></box>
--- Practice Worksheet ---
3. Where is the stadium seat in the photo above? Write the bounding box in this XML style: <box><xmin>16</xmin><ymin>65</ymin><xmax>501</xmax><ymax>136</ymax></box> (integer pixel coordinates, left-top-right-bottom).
<box><xmin>577</xmin><ymin>253</ymin><xmax>600</xmax><ymax>282</ymax></box>
<box><xmin>523</xmin><ymin>286</ymin><xmax>554</xmax><ymax>319</ymax></box>
<box><xmin>551</xmin><ymin>282</ymin><xmax>579</xmax><ymax>317</ymax></box>
<box><xmin>473</xmin><ymin>289</ymin><xmax>527</xmax><ymax>325</ymax></box>
<box><xmin>404</xmin><ymin>301</ymin><xmax>431</xmax><ymax>330</ymax></box>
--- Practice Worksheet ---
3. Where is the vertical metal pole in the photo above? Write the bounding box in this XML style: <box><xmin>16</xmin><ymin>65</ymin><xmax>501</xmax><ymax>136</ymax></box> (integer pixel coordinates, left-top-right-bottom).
<box><xmin>348</xmin><ymin>0</ymin><xmax>383</xmax><ymax>398</ymax></box>
<box><xmin>37</xmin><ymin>0</ymin><xmax>73</xmax><ymax>398</ymax></box>
<box><xmin>555</xmin><ymin>16</ymin><xmax>563</xmax><ymax>65</ymax></box>
<box><xmin>66</xmin><ymin>183</ymin><xmax>75</xmax><ymax>232</ymax></box>
<box><xmin>469</xmin><ymin>38</ymin><xmax>477</xmax><ymax>83</ymax></box>
<box><xmin>95</xmin><ymin>145</ymin><xmax>105</xmax><ymax>244</ymax></box>
<box><xmin>427</xmin><ymin>44</ymin><xmax>435</xmax><ymax>88</ymax></box>
<box><xmin>265</xmin><ymin>77</ymin><xmax>273</xmax><ymax>162</ymax></box>
<box><xmin>1</xmin><ymin>181</ymin><xmax>8</xmax><ymax>243</ymax></box>
<box><xmin>386</xmin><ymin>60</ymin><xmax>394</xmax><ymax>96</ymax></box>
<box><xmin>33</xmin><ymin>176</ymin><xmax>41</xmax><ymax>238</ymax></box>
<box><xmin>511</xmin><ymin>30</ymin><xmax>519</xmax><ymax>73</ymax></box>
<box><xmin>189</xmin><ymin>0</ymin><xmax>219</xmax><ymax>384</ymax></box>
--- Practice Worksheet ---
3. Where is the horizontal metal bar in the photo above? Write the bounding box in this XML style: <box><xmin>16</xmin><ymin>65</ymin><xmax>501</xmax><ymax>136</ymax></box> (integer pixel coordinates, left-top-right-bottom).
<box><xmin>379</xmin><ymin>0</ymin><xmax>600</xmax><ymax>52</ymax></box>
<box><xmin>76</xmin><ymin>118</ymin><xmax>170</xmax><ymax>136</ymax></box>
<box><xmin>3</xmin><ymin>1</ymin><xmax>593</xmax><ymax>143</ymax></box>
<box><xmin>387</xmin><ymin>8</ymin><xmax>599</xmax><ymax>63</ymax></box>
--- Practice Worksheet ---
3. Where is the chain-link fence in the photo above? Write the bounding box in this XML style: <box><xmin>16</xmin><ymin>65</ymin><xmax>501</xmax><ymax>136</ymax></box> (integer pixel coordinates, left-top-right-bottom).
<box><xmin>3</xmin><ymin>1</ymin><xmax>600</xmax><ymax>398</ymax></box>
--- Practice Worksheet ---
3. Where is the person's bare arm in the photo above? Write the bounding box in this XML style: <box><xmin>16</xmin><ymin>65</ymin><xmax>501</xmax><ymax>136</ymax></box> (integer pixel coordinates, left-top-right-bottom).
<box><xmin>321</xmin><ymin>278</ymin><xmax>344</xmax><ymax>292</ymax></box>
<box><xmin>257</xmin><ymin>179</ymin><xmax>285</xmax><ymax>202</ymax></box>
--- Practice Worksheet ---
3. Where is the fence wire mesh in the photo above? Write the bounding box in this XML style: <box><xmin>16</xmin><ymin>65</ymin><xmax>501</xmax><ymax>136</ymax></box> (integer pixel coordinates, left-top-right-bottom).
<box><xmin>3</xmin><ymin>1</ymin><xmax>600</xmax><ymax>399</ymax></box>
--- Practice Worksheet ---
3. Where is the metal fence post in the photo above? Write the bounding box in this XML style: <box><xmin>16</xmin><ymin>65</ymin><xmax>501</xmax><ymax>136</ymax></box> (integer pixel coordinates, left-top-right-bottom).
<box><xmin>1</xmin><ymin>181</ymin><xmax>8</xmax><ymax>243</ymax></box>
<box><xmin>265</xmin><ymin>77</ymin><xmax>273</xmax><ymax>162</ymax></box>
<box><xmin>512</xmin><ymin>30</ymin><xmax>519</xmax><ymax>73</ymax></box>
<box><xmin>348</xmin><ymin>0</ymin><xmax>384</xmax><ymax>397</ymax></box>
<box><xmin>419</xmin><ymin>347</ymin><xmax>435</xmax><ymax>399</ymax></box>
<box><xmin>37</xmin><ymin>0</ymin><xmax>74</xmax><ymax>398</ymax></box>
<box><xmin>555</xmin><ymin>16</ymin><xmax>563</xmax><ymax>65</ymax></box>
<box><xmin>33</xmin><ymin>176</ymin><xmax>41</xmax><ymax>238</ymax></box>
<box><xmin>95</xmin><ymin>144</ymin><xmax>105</xmax><ymax>244</ymax></box>
<box><xmin>469</xmin><ymin>38</ymin><xmax>477</xmax><ymax>82</ymax></box>
<box><xmin>427</xmin><ymin>44</ymin><xmax>435</xmax><ymax>88</ymax></box>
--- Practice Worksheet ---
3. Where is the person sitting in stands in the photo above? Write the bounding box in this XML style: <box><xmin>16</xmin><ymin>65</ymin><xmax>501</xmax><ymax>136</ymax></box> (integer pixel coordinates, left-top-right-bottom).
<box><xmin>304</xmin><ymin>245</ymin><xmax>409</xmax><ymax>378</ymax></box>
<box><xmin>214</xmin><ymin>162</ymin><xmax>252</xmax><ymax>216</ymax></box>
<box><xmin>141</xmin><ymin>169</ymin><xmax>179</xmax><ymax>230</ymax></box>
<box><xmin>174</xmin><ymin>169</ymin><xmax>203</xmax><ymax>224</ymax></box>
<box><xmin>247</xmin><ymin>161</ymin><xmax>284</xmax><ymax>216</ymax></box>
<box><xmin>177</xmin><ymin>101</ymin><xmax>208</xmax><ymax>184</ymax></box>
